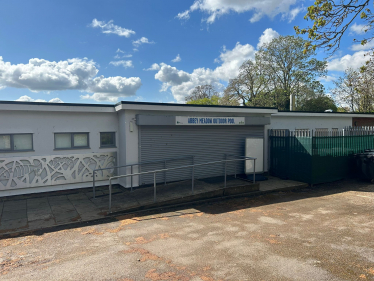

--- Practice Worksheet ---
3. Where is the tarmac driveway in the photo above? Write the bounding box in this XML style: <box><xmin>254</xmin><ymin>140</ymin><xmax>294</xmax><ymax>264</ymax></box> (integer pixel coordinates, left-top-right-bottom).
<box><xmin>0</xmin><ymin>179</ymin><xmax>373</xmax><ymax>280</ymax></box>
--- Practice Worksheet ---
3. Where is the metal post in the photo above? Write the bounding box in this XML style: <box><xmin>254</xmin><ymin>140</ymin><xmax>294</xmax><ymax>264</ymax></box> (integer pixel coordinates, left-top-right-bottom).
<box><xmin>131</xmin><ymin>165</ymin><xmax>133</xmax><ymax>192</ymax></box>
<box><xmin>164</xmin><ymin>160</ymin><xmax>166</xmax><ymax>186</ymax></box>
<box><xmin>224</xmin><ymin>160</ymin><xmax>227</xmax><ymax>188</ymax></box>
<box><xmin>117</xmin><ymin>165</ymin><xmax>120</xmax><ymax>194</ymax></box>
<box><xmin>93</xmin><ymin>171</ymin><xmax>96</xmax><ymax>199</ymax></box>
<box><xmin>253</xmin><ymin>159</ymin><xmax>256</xmax><ymax>184</ymax></box>
<box><xmin>234</xmin><ymin>160</ymin><xmax>237</xmax><ymax>178</ymax></box>
<box><xmin>191</xmin><ymin>165</ymin><xmax>194</xmax><ymax>194</ymax></box>
<box><xmin>109</xmin><ymin>179</ymin><xmax>112</xmax><ymax>213</ymax></box>
<box><xmin>154</xmin><ymin>172</ymin><xmax>157</xmax><ymax>202</ymax></box>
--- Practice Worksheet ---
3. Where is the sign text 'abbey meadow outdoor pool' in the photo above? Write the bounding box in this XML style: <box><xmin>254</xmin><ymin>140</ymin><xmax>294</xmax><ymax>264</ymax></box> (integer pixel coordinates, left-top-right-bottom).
<box><xmin>176</xmin><ymin>116</ymin><xmax>245</xmax><ymax>125</ymax></box>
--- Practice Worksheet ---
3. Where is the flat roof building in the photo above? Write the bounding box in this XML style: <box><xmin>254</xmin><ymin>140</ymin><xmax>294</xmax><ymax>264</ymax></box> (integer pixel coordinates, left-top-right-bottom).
<box><xmin>1</xmin><ymin>100</ymin><xmax>374</xmax><ymax>197</ymax></box>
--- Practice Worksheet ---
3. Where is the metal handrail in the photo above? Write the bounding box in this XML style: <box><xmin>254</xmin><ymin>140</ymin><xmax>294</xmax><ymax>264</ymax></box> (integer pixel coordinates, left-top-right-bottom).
<box><xmin>107</xmin><ymin>156</ymin><xmax>256</xmax><ymax>213</ymax></box>
<box><xmin>224</xmin><ymin>154</ymin><xmax>251</xmax><ymax>178</ymax></box>
<box><xmin>92</xmin><ymin>155</ymin><xmax>194</xmax><ymax>198</ymax></box>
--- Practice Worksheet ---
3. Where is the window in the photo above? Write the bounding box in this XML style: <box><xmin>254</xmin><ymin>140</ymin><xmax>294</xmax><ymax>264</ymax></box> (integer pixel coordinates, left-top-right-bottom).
<box><xmin>100</xmin><ymin>132</ymin><xmax>116</xmax><ymax>147</ymax></box>
<box><xmin>55</xmin><ymin>133</ymin><xmax>89</xmax><ymax>149</ymax></box>
<box><xmin>0</xmin><ymin>134</ymin><xmax>33</xmax><ymax>152</ymax></box>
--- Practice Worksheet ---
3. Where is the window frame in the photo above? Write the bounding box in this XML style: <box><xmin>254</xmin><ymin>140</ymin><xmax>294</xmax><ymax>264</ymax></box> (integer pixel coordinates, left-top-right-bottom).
<box><xmin>54</xmin><ymin>132</ymin><xmax>90</xmax><ymax>150</ymax></box>
<box><xmin>0</xmin><ymin>133</ymin><xmax>34</xmax><ymax>153</ymax></box>
<box><xmin>100</xmin><ymin>132</ymin><xmax>116</xmax><ymax>148</ymax></box>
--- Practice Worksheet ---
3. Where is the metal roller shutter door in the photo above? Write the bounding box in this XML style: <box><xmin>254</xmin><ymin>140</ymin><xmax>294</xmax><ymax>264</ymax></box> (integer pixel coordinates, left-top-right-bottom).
<box><xmin>139</xmin><ymin>125</ymin><xmax>263</xmax><ymax>185</ymax></box>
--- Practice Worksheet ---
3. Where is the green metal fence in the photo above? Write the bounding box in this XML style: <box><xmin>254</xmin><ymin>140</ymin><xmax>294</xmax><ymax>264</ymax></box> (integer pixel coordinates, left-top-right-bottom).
<box><xmin>269</xmin><ymin>130</ymin><xmax>374</xmax><ymax>184</ymax></box>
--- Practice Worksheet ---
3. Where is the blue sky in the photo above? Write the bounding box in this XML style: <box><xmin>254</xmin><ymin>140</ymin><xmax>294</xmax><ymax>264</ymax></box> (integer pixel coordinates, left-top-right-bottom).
<box><xmin>0</xmin><ymin>0</ymin><xmax>371</xmax><ymax>104</ymax></box>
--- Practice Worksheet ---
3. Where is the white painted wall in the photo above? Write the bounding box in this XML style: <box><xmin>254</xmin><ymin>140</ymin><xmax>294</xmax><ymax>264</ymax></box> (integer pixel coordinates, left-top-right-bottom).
<box><xmin>124</xmin><ymin>109</ymin><xmax>271</xmax><ymax>118</ymax></box>
<box><xmin>118</xmin><ymin>110</ymin><xmax>140</xmax><ymax>187</ymax></box>
<box><xmin>118</xmin><ymin>110</ymin><xmax>127</xmax><ymax>187</ymax></box>
<box><xmin>270</xmin><ymin>115</ymin><xmax>352</xmax><ymax>131</ymax></box>
<box><xmin>0</xmin><ymin>110</ymin><xmax>119</xmax><ymax>196</ymax></box>
<box><xmin>0</xmin><ymin>110</ymin><xmax>119</xmax><ymax>157</ymax></box>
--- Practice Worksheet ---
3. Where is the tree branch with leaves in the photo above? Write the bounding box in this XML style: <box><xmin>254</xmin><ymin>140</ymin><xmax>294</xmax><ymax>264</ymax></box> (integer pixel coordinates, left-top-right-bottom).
<box><xmin>295</xmin><ymin>0</ymin><xmax>373</xmax><ymax>54</ymax></box>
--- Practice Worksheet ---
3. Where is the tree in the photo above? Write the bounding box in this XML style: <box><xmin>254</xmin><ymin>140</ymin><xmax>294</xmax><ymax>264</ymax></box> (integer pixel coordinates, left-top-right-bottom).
<box><xmin>337</xmin><ymin>106</ymin><xmax>350</xmax><ymax>112</ymax></box>
<box><xmin>358</xmin><ymin>64</ymin><xmax>374</xmax><ymax>111</ymax></box>
<box><xmin>332</xmin><ymin>68</ymin><xmax>361</xmax><ymax>111</ymax></box>
<box><xmin>298</xmin><ymin>95</ymin><xmax>338</xmax><ymax>112</ymax></box>
<box><xmin>186</xmin><ymin>95</ymin><xmax>220</xmax><ymax>105</ymax></box>
<box><xmin>185</xmin><ymin>85</ymin><xmax>240</xmax><ymax>106</ymax></box>
<box><xmin>219</xmin><ymin>91</ymin><xmax>240</xmax><ymax>106</ymax></box>
<box><xmin>296</xmin><ymin>81</ymin><xmax>326</xmax><ymax>109</ymax></box>
<box><xmin>224</xmin><ymin>60</ymin><xmax>267</xmax><ymax>106</ymax></box>
<box><xmin>295</xmin><ymin>0</ymin><xmax>373</xmax><ymax>54</ymax></box>
<box><xmin>185</xmin><ymin>85</ymin><xmax>219</xmax><ymax>102</ymax></box>
<box><xmin>332</xmin><ymin>66</ymin><xmax>374</xmax><ymax>112</ymax></box>
<box><xmin>257</xmin><ymin>36</ymin><xmax>327</xmax><ymax>110</ymax></box>
<box><xmin>225</xmin><ymin>35</ymin><xmax>327</xmax><ymax>110</ymax></box>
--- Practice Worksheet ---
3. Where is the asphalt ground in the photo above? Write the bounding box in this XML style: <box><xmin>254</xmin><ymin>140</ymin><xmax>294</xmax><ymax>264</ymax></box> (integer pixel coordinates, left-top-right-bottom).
<box><xmin>0</xmin><ymin>179</ymin><xmax>373</xmax><ymax>280</ymax></box>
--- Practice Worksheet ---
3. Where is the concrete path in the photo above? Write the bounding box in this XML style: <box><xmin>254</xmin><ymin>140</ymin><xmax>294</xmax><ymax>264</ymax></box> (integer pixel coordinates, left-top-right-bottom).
<box><xmin>0</xmin><ymin>176</ymin><xmax>306</xmax><ymax>235</ymax></box>
<box><xmin>260</xmin><ymin>176</ymin><xmax>308</xmax><ymax>191</ymax></box>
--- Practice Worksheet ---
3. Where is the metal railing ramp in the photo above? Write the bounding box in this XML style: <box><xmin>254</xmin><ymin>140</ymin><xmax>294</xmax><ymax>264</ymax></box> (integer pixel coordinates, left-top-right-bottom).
<box><xmin>92</xmin><ymin>155</ymin><xmax>258</xmax><ymax>213</ymax></box>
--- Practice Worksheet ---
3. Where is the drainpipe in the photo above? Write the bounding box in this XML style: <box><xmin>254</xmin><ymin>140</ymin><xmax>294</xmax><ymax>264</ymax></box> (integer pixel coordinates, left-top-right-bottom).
<box><xmin>290</xmin><ymin>94</ymin><xmax>295</xmax><ymax>111</ymax></box>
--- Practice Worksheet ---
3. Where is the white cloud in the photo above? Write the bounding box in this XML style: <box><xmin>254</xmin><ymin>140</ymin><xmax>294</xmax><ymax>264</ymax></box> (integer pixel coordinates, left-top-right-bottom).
<box><xmin>172</xmin><ymin>54</ymin><xmax>182</xmax><ymax>63</ymax></box>
<box><xmin>0</xmin><ymin>56</ymin><xmax>141</xmax><ymax>102</ymax></box>
<box><xmin>154</xmin><ymin>41</ymin><xmax>256</xmax><ymax>102</ymax></box>
<box><xmin>90</xmin><ymin>19</ymin><xmax>135</xmax><ymax>37</ymax></box>
<box><xmin>109</xmin><ymin>60</ymin><xmax>133</xmax><ymax>68</ymax></box>
<box><xmin>48</xmin><ymin>97</ymin><xmax>64</xmax><ymax>103</ymax></box>
<box><xmin>286</xmin><ymin>6</ymin><xmax>303</xmax><ymax>23</ymax></box>
<box><xmin>81</xmin><ymin>76</ymin><xmax>142</xmax><ymax>102</ymax></box>
<box><xmin>350</xmin><ymin>23</ymin><xmax>368</xmax><ymax>35</ymax></box>
<box><xmin>114</xmin><ymin>54</ymin><xmax>133</xmax><ymax>59</ymax></box>
<box><xmin>176</xmin><ymin>10</ymin><xmax>190</xmax><ymax>20</ymax></box>
<box><xmin>155</xmin><ymin>63</ymin><xmax>191</xmax><ymax>86</ymax></box>
<box><xmin>16</xmin><ymin>95</ymin><xmax>47</xmax><ymax>102</ymax></box>
<box><xmin>257</xmin><ymin>28</ymin><xmax>280</xmax><ymax>49</ymax></box>
<box><xmin>350</xmin><ymin>40</ymin><xmax>374</xmax><ymax>51</ymax></box>
<box><xmin>0</xmin><ymin>57</ymin><xmax>98</xmax><ymax>91</ymax></box>
<box><xmin>214</xmin><ymin>42</ymin><xmax>256</xmax><ymax>80</ymax></box>
<box><xmin>144</xmin><ymin>63</ymin><xmax>161</xmax><ymax>71</ymax></box>
<box><xmin>115</xmin><ymin>48</ymin><xmax>132</xmax><ymax>58</ymax></box>
<box><xmin>15</xmin><ymin>95</ymin><xmax>64</xmax><ymax>103</ymax></box>
<box><xmin>177</xmin><ymin>0</ymin><xmax>301</xmax><ymax>24</ymax></box>
<box><xmin>132</xmin><ymin>37</ymin><xmax>155</xmax><ymax>47</ymax></box>
<box><xmin>318</xmin><ymin>75</ymin><xmax>337</xmax><ymax>83</ymax></box>
<box><xmin>327</xmin><ymin>51</ymin><xmax>370</xmax><ymax>71</ymax></box>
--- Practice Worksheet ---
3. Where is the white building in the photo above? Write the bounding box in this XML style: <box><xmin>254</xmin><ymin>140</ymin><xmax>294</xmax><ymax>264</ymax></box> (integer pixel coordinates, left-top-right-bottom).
<box><xmin>1</xmin><ymin>100</ymin><xmax>374</xmax><ymax>197</ymax></box>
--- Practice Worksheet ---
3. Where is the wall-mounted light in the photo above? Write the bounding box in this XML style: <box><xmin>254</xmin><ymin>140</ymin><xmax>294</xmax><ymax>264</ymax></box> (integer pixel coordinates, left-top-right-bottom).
<box><xmin>129</xmin><ymin>121</ymin><xmax>134</xmax><ymax>132</ymax></box>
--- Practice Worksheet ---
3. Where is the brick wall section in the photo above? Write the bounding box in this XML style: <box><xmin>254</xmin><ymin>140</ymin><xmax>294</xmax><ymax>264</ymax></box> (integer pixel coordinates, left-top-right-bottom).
<box><xmin>352</xmin><ymin>117</ymin><xmax>374</xmax><ymax>127</ymax></box>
